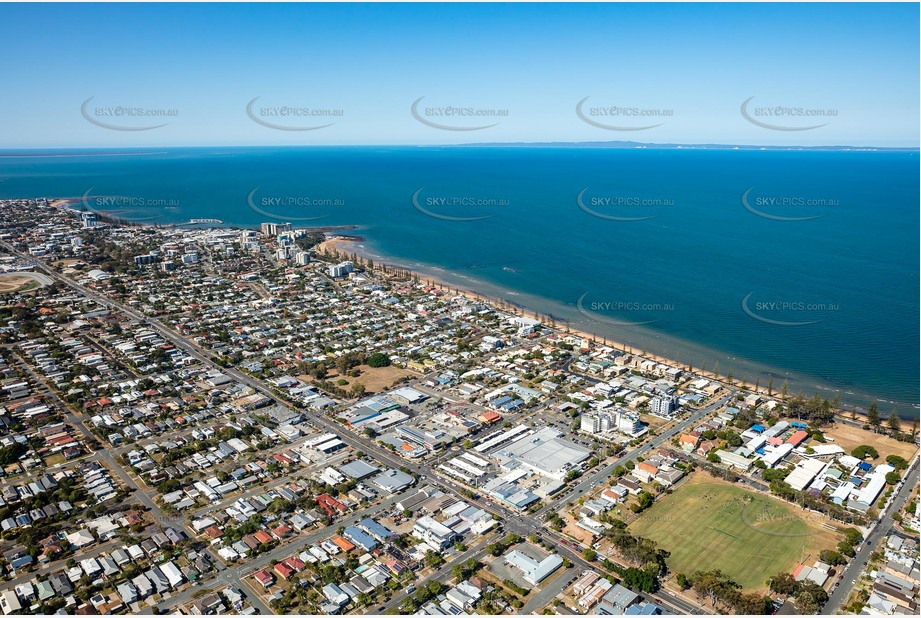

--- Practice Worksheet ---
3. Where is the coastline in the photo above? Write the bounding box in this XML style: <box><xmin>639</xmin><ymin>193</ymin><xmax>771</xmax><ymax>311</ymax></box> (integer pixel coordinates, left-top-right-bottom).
<box><xmin>41</xmin><ymin>194</ymin><xmax>914</xmax><ymax>419</ymax></box>
<box><xmin>318</xmin><ymin>234</ymin><xmax>767</xmax><ymax>398</ymax></box>
<box><xmin>320</xmin><ymin>233</ymin><xmax>913</xmax><ymax>430</ymax></box>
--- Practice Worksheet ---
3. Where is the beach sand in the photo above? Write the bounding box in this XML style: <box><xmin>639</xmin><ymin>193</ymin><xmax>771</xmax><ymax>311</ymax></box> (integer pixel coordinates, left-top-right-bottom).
<box><xmin>317</xmin><ymin>234</ymin><xmax>767</xmax><ymax>399</ymax></box>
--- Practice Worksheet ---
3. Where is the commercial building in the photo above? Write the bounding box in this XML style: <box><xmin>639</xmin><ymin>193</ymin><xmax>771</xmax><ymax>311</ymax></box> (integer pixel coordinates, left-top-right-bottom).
<box><xmin>370</xmin><ymin>469</ymin><xmax>415</xmax><ymax>493</ymax></box>
<box><xmin>413</xmin><ymin>516</ymin><xmax>456</xmax><ymax>550</ymax></box>
<box><xmin>494</xmin><ymin>427</ymin><xmax>590</xmax><ymax>480</ymax></box>
<box><xmin>260</xmin><ymin>222</ymin><xmax>292</xmax><ymax>236</ymax></box>
<box><xmin>848</xmin><ymin>465</ymin><xmax>895</xmax><ymax>512</ymax></box>
<box><xmin>504</xmin><ymin>549</ymin><xmax>564</xmax><ymax>586</ymax></box>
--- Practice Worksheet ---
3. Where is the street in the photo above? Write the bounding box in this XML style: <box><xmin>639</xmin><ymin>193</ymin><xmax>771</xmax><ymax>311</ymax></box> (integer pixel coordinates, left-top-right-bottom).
<box><xmin>823</xmin><ymin>457</ymin><xmax>919</xmax><ymax>613</ymax></box>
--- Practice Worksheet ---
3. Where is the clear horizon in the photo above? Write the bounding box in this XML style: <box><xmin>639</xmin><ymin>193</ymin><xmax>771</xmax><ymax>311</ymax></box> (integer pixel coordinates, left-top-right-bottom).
<box><xmin>1</xmin><ymin>2</ymin><xmax>918</xmax><ymax>149</ymax></box>
<box><xmin>1</xmin><ymin>141</ymin><xmax>919</xmax><ymax>152</ymax></box>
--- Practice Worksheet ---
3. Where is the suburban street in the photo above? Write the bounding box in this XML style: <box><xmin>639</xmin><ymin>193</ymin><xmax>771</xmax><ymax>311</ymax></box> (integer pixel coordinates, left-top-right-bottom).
<box><xmin>824</xmin><ymin>457</ymin><xmax>919</xmax><ymax>613</ymax></box>
<box><xmin>6</xmin><ymin>240</ymin><xmax>725</xmax><ymax>614</ymax></box>
<box><xmin>6</xmin><ymin>238</ymin><xmax>870</xmax><ymax>618</ymax></box>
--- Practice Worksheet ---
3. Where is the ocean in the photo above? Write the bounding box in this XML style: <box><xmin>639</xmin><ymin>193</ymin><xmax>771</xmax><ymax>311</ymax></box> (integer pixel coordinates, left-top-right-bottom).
<box><xmin>0</xmin><ymin>146</ymin><xmax>917</xmax><ymax>417</ymax></box>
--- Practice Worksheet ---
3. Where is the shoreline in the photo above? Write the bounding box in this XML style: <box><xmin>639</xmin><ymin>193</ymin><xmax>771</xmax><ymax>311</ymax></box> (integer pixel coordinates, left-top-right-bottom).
<box><xmin>53</xmin><ymin>197</ymin><xmax>362</xmax><ymax>234</ymax></box>
<box><xmin>41</xmin><ymin>198</ymin><xmax>916</xmax><ymax>419</ymax></box>
<box><xmin>318</xmin><ymin>234</ymin><xmax>769</xmax><ymax>398</ymax></box>
<box><xmin>316</xmin><ymin>234</ymin><xmax>918</xmax><ymax>425</ymax></box>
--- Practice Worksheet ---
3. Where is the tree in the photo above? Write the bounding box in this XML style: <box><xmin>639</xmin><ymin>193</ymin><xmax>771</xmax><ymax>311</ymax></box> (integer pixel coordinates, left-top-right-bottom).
<box><xmin>795</xmin><ymin>591</ymin><xmax>820</xmax><ymax>614</ymax></box>
<box><xmin>819</xmin><ymin>550</ymin><xmax>846</xmax><ymax>566</ymax></box>
<box><xmin>426</xmin><ymin>580</ymin><xmax>444</xmax><ymax>596</ymax></box>
<box><xmin>867</xmin><ymin>400</ymin><xmax>880</xmax><ymax>431</ymax></box>
<box><xmin>768</xmin><ymin>572</ymin><xmax>797</xmax><ymax>596</ymax></box>
<box><xmin>886</xmin><ymin>455</ymin><xmax>908</xmax><ymax>470</ymax></box>
<box><xmin>0</xmin><ymin>443</ymin><xmax>27</xmax><ymax>466</ymax></box>
<box><xmin>798</xmin><ymin>582</ymin><xmax>828</xmax><ymax>606</ymax></box>
<box><xmin>837</xmin><ymin>541</ymin><xmax>856</xmax><ymax>557</ymax></box>
<box><xmin>688</xmin><ymin>570</ymin><xmax>740</xmax><ymax>608</ymax></box>
<box><xmin>631</xmin><ymin>491</ymin><xmax>655</xmax><ymax>513</ymax></box>
<box><xmin>676</xmin><ymin>573</ymin><xmax>689</xmax><ymax>590</ymax></box>
<box><xmin>582</xmin><ymin>548</ymin><xmax>597</xmax><ymax>562</ymax></box>
<box><xmin>887</xmin><ymin>412</ymin><xmax>901</xmax><ymax>433</ymax></box>
<box><xmin>851</xmin><ymin>445</ymin><xmax>879</xmax><ymax>460</ymax></box>
<box><xmin>366</xmin><ymin>352</ymin><xmax>391</xmax><ymax>368</ymax></box>
<box><xmin>734</xmin><ymin>593</ymin><xmax>773</xmax><ymax>615</ymax></box>
<box><xmin>885</xmin><ymin>471</ymin><xmax>901</xmax><ymax>485</ymax></box>
<box><xmin>356</xmin><ymin>592</ymin><xmax>372</xmax><ymax>607</ymax></box>
<box><xmin>841</xmin><ymin>528</ymin><xmax>863</xmax><ymax>546</ymax></box>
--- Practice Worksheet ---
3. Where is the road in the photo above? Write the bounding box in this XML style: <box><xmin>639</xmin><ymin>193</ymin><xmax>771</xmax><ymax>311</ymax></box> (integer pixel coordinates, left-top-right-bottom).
<box><xmin>4</xmin><ymin>539</ymin><xmax>121</xmax><ymax>587</ymax></box>
<box><xmin>374</xmin><ymin>536</ymin><xmax>495</xmax><ymax>614</ymax></box>
<box><xmin>823</xmin><ymin>457</ymin><xmax>919</xmax><ymax>614</ymax></box>
<box><xmin>4</xmin><ymin>240</ymin><xmax>722</xmax><ymax>614</ymax></box>
<box><xmin>520</xmin><ymin>568</ymin><xmax>579</xmax><ymax>614</ymax></box>
<box><xmin>535</xmin><ymin>393</ymin><xmax>733</xmax><ymax>518</ymax></box>
<box><xmin>154</xmin><ymin>490</ymin><xmax>408</xmax><ymax>613</ymax></box>
<box><xmin>545</xmin><ymin>529</ymin><xmax>703</xmax><ymax>615</ymax></box>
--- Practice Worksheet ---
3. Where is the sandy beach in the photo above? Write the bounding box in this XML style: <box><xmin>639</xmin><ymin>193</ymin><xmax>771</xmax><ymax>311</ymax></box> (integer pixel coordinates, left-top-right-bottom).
<box><xmin>318</xmin><ymin>234</ymin><xmax>768</xmax><ymax>399</ymax></box>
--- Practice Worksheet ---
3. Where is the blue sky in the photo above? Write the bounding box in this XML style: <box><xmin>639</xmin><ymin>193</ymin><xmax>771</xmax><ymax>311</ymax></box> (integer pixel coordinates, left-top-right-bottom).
<box><xmin>1</xmin><ymin>2</ymin><xmax>917</xmax><ymax>148</ymax></box>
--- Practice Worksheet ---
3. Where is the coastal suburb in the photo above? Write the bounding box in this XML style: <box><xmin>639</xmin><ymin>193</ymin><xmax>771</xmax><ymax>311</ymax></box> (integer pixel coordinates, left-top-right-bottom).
<box><xmin>0</xmin><ymin>198</ymin><xmax>917</xmax><ymax>616</ymax></box>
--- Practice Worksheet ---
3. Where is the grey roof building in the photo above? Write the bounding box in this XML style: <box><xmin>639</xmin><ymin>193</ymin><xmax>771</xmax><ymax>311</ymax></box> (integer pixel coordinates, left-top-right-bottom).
<box><xmin>371</xmin><ymin>469</ymin><xmax>414</xmax><ymax>493</ymax></box>
<box><xmin>340</xmin><ymin>460</ymin><xmax>379</xmax><ymax>480</ymax></box>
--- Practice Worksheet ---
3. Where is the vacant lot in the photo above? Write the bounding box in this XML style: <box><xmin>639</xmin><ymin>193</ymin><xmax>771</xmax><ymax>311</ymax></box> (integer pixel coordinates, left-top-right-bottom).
<box><xmin>629</xmin><ymin>474</ymin><xmax>838</xmax><ymax>591</ymax></box>
<box><xmin>0</xmin><ymin>275</ymin><xmax>38</xmax><ymax>293</ymax></box>
<box><xmin>822</xmin><ymin>422</ymin><xmax>918</xmax><ymax>462</ymax></box>
<box><xmin>301</xmin><ymin>363</ymin><xmax>416</xmax><ymax>394</ymax></box>
<box><xmin>640</xmin><ymin>414</ymin><xmax>673</xmax><ymax>432</ymax></box>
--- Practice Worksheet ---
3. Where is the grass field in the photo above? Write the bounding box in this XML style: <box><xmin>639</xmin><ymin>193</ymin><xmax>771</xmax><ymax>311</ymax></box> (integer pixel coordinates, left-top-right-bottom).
<box><xmin>629</xmin><ymin>474</ymin><xmax>838</xmax><ymax>590</ymax></box>
<box><xmin>0</xmin><ymin>275</ymin><xmax>39</xmax><ymax>293</ymax></box>
<box><xmin>300</xmin><ymin>363</ymin><xmax>415</xmax><ymax>394</ymax></box>
<box><xmin>822</xmin><ymin>422</ymin><xmax>919</xmax><ymax>463</ymax></box>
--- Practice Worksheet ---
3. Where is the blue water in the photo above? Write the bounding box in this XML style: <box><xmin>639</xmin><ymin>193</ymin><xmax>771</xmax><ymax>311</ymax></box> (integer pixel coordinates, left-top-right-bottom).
<box><xmin>1</xmin><ymin>147</ymin><xmax>917</xmax><ymax>416</ymax></box>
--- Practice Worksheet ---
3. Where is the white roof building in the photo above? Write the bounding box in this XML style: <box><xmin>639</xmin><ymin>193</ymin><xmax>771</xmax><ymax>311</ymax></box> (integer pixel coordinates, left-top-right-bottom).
<box><xmin>504</xmin><ymin>549</ymin><xmax>564</xmax><ymax>585</ymax></box>
<box><xmin>761</xmin><ymin>443</ymin><xmax>794</xmax><ymax>468</ymax></box>
<box><xmin>848</xmin><ymin>465</ymin><xmax>895</xmax><ymax>512</ymax></box>
<box><xmin>785</xmin><ymin>458</ymin><xmax>827</xmax><ymax>491</ymax></box>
